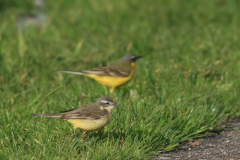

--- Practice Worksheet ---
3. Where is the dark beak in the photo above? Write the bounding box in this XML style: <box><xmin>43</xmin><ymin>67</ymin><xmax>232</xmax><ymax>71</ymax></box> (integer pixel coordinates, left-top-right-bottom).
<box><xmin>133</xmin><ymin>55</ymin><xmax>142</xmax><ymax>61</ymax></box>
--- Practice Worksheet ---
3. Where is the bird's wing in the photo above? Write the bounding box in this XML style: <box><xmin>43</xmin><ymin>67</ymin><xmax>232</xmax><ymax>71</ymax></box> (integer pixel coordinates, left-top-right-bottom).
<box><xmin>60</xmin><ymin>104</ymin><xmax>107</xmax><ymax>120</ymax></box>
<box><xmin>59</xmin><ymin>108</ymin><xmax>76</xmax><ymax>113</ymax></box>
<box><xmin>82</xmin><ymin>61</ymin><xmax>132</xmax><ymax>77</ymax></box>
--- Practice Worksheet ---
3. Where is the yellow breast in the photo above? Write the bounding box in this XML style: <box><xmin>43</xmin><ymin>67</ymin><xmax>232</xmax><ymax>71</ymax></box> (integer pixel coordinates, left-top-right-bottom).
<box><xmin>67</xmin><ymin>112</ymin><xmax>112</xmax><ymax>132</ymax></box>
<box><xmin>82</xmin><ymin>68</ymin><xmax>135</xmax><ymax>88</ymax></box>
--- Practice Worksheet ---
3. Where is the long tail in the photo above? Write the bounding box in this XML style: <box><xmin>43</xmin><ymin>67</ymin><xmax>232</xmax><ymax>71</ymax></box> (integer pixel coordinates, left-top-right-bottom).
<box><xmin>58</xmin><ymin>70</ymin><xmax>83</xmax><ymax>75</ymax></box>
<box><xmin>32</xmin><ymin>113</ymin><xmax>62</xmax><ymax>118</ymax></box>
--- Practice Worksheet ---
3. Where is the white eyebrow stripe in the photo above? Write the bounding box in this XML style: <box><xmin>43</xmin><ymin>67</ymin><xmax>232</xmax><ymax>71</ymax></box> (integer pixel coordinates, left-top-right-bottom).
<box><xmin>101</xmin><ymin>100</ymin><xmax>109</xmax><ymax>103</ymax></box>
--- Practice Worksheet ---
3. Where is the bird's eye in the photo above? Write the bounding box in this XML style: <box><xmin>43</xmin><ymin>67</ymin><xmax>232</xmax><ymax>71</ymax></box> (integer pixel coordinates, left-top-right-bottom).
<box><xmin>106</xmin><ymin>102</ymin><xmax>109</xmax><ymax>105</ymax></box>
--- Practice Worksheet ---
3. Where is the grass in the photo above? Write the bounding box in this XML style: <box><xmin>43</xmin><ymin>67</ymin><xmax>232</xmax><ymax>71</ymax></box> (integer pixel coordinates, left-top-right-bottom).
<box><xmin>1</xmin><ymin>0</ymin><xmax>240</xmax><ymax>159</ymax></box>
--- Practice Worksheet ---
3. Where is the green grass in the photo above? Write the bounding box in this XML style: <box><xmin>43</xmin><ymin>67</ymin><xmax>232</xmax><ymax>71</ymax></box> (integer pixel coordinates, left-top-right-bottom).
<box><xmin>1</xmin><ymin>0</ymin><xmax>240</xmax><ymax>159</ymax></box>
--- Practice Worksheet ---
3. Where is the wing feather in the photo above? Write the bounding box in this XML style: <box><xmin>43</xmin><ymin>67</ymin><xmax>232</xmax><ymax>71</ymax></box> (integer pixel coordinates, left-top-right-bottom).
<box><xmin>59</xmin><ymin>104</ymin><xmax>107</xmax><ymax>120</ymax></box>
<box><xmin>81</xmin><ymin>61</ymin><xmax>132</xmax><ymax>77</ymax></box>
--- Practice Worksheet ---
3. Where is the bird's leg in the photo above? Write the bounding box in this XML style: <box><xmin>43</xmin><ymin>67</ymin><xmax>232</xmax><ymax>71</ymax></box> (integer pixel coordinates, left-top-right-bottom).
<box><xmin>80</xmin><ymin>132</ymin><xmax>89</xmax><ymax>141</ymax></box>
<box><xmin>110</xmin><ymin>87</ymin><xmax>115</xmax><ymax>94</ymax></box>
<box><xmin>84</xmin><ymin>132</ymin><xmax>89</xmax><ymax>141</ymax></box>
<box><xmin>72</xmin><ymin>128</ymin><xmax>75</xmax><ymax>135</ymax></box>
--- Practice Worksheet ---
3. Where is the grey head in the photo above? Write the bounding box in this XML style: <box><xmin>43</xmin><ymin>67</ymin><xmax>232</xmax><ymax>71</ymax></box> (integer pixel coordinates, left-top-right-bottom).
<box><xmin>121</xmin><ymin>54</ymin><xmax>142</xmax><ymax>62</ymax></box>
<box><xmin>95</xmin><ymin>96</ymin><xmax>120</xmax><ymax>111</ymax></box>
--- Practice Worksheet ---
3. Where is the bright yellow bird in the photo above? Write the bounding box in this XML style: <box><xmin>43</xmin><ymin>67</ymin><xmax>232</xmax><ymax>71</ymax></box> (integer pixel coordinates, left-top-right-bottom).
<box><xmin>32</xmin><ymin>96</ymin><xmax>119</xmax><ymax>140</ymax></box>
<box><xmin>59</xmin><ymin>54</ymin><xmax>142</xmax><ymax>93</ymax></box>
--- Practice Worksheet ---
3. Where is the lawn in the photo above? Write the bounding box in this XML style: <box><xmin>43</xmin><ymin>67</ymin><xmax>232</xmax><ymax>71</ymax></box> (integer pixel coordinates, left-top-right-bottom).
<box><xmin>1</xmin><ymin>0</ymin><xmax>240</xmax><ymax>159</ymax></box>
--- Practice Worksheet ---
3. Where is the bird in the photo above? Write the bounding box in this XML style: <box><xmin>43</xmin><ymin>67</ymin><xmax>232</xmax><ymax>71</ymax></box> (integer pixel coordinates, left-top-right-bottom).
<box><xmin>32</xmin><ymin>96</ymin><xmax>120</xmax><ymax>140</ymax></box>
<box><xmin>58</xmin><ymin>54</ymin><xmax>142</xmax><ymax>94</ymax></box>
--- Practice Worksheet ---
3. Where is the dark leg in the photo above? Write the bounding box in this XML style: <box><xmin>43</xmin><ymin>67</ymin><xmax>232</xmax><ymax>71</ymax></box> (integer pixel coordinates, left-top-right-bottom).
<box><xmin>80</xmin><ymin>132</ymin><xmax>88</xmax><ymax>141</ymax></box>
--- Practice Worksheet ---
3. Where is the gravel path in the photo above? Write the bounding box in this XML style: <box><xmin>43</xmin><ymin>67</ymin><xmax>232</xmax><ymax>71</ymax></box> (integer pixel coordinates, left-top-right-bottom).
<box><xmin>155</xmin><ymin>117</ymin><xmax>240</xmax><ymax>160</ymax></box>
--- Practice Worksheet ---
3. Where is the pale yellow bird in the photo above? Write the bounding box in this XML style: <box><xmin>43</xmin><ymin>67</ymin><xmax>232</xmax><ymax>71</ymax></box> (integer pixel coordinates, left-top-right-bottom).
<box><xmin>32</xmin><ymin>96</ymin><xmax>120</xmax><ymax>140</ymax></box>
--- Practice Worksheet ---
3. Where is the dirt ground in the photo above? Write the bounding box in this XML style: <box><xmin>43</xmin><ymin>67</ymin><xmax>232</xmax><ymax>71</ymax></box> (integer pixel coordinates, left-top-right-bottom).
<box><xmin>155</xmin><ymin>117</ymin><xmax>240</xmax><ymax>160</ymax></box>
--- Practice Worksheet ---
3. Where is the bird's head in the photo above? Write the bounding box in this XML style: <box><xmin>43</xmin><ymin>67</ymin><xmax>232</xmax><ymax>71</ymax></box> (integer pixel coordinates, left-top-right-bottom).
<box><xmin>96</xmin><ymin>96</ymin><xmax>120</xmax><ymax>111</ymax></box>
<box><xmin>121</xmin><ymin>54</ymin><xmax>142</xmax><ymax>62</ymax></box>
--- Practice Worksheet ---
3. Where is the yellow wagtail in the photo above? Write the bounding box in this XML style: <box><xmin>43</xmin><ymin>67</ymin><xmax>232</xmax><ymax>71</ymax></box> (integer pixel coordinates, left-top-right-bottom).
<box><xmin>58</xmin><ymin>54</ymin><xmax>142</xmax><ymax>93</ymax></box>
<box><xmin>32</xmin><ymin>96</ymin><xmax>120</xmax><ymax>140</ymax></box>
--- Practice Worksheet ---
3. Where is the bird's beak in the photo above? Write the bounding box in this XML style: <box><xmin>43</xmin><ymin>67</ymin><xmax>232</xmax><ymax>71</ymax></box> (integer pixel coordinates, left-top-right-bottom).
<box><xmin>133</xmin><ymin>55</ymin><xmax>142</xmax><ymax>61</ymax></box>
<box><xmin>113</xmin><ymin>103</ymin><xmax>120</xmax><ymax>106</ymax></box>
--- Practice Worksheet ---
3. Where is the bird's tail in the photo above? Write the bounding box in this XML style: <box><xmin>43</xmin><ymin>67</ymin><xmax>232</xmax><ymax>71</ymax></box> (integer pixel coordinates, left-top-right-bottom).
<box><xmin>32</xmin><ymin>113</ymin><xmax>62</xmax><ymax>118</ymax></box>
<box><xmin>58</xmin><ymin>70</ymin><xmax>83</xmax><ymax>75</ymax></box>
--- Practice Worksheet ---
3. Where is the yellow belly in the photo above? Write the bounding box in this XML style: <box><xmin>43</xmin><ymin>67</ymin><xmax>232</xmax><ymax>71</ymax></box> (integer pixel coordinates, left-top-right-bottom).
<box><xmin>82</xmin><ymin>68</ymin><xmax>135</xmax><ymax>87</ymax></box>
<box><xmin>67</xmin><ymin>114</ymin><xmax>111</xmax><ymax>132</ymax></box>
